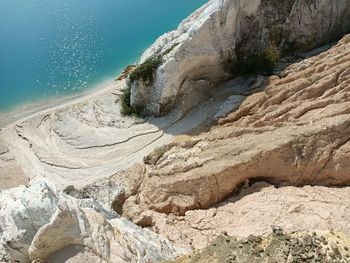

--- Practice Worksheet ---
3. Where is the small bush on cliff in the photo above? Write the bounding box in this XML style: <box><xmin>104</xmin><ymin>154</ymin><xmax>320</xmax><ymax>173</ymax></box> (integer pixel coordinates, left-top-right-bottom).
<box><xmin>120</xmin><ymin>86</ymin><xmax>133</xmax><ymax>116</ymax></box>
<box><xmin>239</xmin><ymin>46</ymin><xmax>280</xmax><ymax>76</ymax></box>
<box><xmin>120</xmin><ymin>86</ymin><xmax>144</xmax><ymax>117</ymax></box>
<box><xmin>129</xmin><ymin>55</ymin><xmax>163</xmax><ymax>84</ymax></box>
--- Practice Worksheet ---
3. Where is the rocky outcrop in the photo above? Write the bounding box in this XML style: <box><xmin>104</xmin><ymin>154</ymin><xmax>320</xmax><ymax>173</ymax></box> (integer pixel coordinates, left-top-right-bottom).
<box><xmin>0</xmin><ymin>179</ymin><xmax>58</xmax><ymax>261</ymax></box>
<box><xmin>123</xmin><ymin>34</ymin><xmax>350</xmax><ymax>217</ymax></box>
<box><xmin>0</xmin><ymin>179</ymin><xmax>187</xmax><ymax>262</ymax></box>
<box><xmin>130</xmin><ymin>0</ymin><xmax>350</xmax><ymax>115</ymax></box>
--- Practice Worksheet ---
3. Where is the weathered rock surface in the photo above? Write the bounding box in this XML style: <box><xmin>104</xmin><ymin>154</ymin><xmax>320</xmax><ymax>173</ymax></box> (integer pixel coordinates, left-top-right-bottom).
<box><xmin>166</xmin><ymin>229</ymin><xmax>350</xmax><ymax>263</ymax></box>
<box><xmin>0</xmin><ymin>179</ymin><xmax>58</xmax><ymax>262</ymax></box>
<box><xmin>131</xmin><ymin>0</ymin><xmax>350</xmax><ymax>114</ymax></box>
<box><xmin>0</xmin><ymin>179</ymin><xmax>187</xmax><ymax>262</ymax></box>
<box><xmin>0</xmin><ymin>138</ymin><xmax>27</xmax><ymax>189</ymax></box>
<box><xmin>0</xmin><ymin>78</ymin><xmax>251</xmax><ymax>189</ymax></box>
<box><xmin>123</xmin><ymin>34</ymin><xmax>350</xmax><ymax>218</ymax></box>
<box><xmin>46</xmin><ymin>33</ymin><xmax>350</xmax><ymax>259</ymax></box>
<box><xmin>145</xmin><ymin>184</ymin><xmax>350</xmax><ymax>251</ymax></box>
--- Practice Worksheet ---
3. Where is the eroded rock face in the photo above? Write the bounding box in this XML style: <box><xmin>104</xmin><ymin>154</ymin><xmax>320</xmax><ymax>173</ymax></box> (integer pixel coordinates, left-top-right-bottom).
<box><xmin>131</xmin><ymin>0</ymin><xmax>350</xmax><ymax>115</ymax></box>
<box><xmin>145</xmin><ymin>184</ymin><xmax>350</xmax><ymax>250</ymax></box>
<box><xmin>0</xmin><ymin>179</ymin><xmax>59</xmax><ymax>262</ymax></box>
<box><xmin>123</xmin><ymin>35</ymin><xmax>350</xmax><ymax>218</ymax></box>
<box><xmin>0</xmin><ymin>178</ymin><xmax>187</xmax><ymax>263</ymax></box>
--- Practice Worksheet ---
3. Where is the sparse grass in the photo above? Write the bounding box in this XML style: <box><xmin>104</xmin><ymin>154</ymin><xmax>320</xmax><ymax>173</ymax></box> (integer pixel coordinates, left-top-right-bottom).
<box><xmin>129</xmin><ymin>55</ymin><xmax>163</xmax><ymax>84</ymax></box>
<box><xmin>162</xmin><ymin>43</ymin><xmax>178</xmax><ymax>57</ymax></box>
<box><xmin>239</xmin><ymin>46</ymin><xmax>280</xmax><ymax>76</ymax></box>
<box><xmin>116</xmin><ymin>65</ymin><xmax>136</xmax><ymax>81</ymax></box>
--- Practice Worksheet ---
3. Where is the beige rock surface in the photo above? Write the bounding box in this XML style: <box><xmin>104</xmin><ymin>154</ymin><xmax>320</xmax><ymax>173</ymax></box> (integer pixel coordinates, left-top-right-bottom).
<box><xmin>123</xmin><ymin>34</ymin><xmax>350</xmax><ymax>219</ymax></box>
<box><xmin>0</xmin><ymin>138</ymin><xmax>27</xmax><ymax>189</ymax></box>
<box><xmin>166</xmin><ymin>230</ymin><xmax>350</xmax><ymax>263</ymax></box>
<box><xmin>53</xmin><ymin>33</ymin><xmax>350</xmax><ymax>257</ymax></box>
<box><xmin>146</xmin><ymin>184</ymin><xmax>350</xmax><ymax>250</ymax></box>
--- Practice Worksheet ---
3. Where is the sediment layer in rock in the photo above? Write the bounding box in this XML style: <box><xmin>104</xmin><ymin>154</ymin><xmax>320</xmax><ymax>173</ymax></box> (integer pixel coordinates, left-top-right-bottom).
<box><xmin>0</xmin><ymin>78</ymin><xmax>252</xmax><ymax>189</ymax></box>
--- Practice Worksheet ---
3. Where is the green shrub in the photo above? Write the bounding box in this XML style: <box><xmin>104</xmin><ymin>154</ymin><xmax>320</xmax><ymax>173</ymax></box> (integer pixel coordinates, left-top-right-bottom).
<box><xmin>121</xmin><ymin>55</ymin><xmax>162</xmax><ymax>116</ymax></box>
<box><xmin>120</xmin><ymin>86</ymin><xmax>145</xmax><ymax>117</ymax></box>
<box><xmin>120</xmin><ymin>86</ymin><xmax>133</xmax><ymax>116</ymax></box>
<box><xmin>239</xmin><ymin>46</ymin><xmax>280</xmax><ymax>76</ymax></box>
<box><xmin>129</xmin><ymin>55</ymin><xmax>163</xmax><ymax>84</ymax></box>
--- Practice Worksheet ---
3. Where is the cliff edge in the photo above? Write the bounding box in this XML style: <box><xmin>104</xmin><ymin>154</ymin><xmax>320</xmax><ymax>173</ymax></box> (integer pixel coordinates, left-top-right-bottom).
<box><xmin>124</xmin><ymin>34</ymin><xmax>350</xmax><ymax>217</ymax></box>
<box><xmin>130</xmin><ymin>0</ymin><xmax>350</xmax><ymax>115</ymax></box>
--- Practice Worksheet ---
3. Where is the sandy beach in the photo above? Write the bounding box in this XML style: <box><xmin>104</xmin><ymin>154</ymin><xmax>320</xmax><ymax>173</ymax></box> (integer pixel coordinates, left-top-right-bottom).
<box><xmin>0</xmin><ymin>78</ymin><xmax>118</xmax><ymax>129</ymax></box>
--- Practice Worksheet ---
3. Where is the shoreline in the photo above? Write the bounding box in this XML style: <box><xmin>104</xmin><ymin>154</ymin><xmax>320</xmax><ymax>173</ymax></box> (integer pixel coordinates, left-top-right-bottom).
<box><xmin>0</xmin><ymin>78</ymin><xmax>120</xmax><ymax>129</ymax></box>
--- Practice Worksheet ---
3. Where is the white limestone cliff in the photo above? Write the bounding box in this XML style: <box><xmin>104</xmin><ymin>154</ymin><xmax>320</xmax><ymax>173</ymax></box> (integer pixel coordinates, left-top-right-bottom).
<box><xmin>130</xmin><ymin>0</ymin><xmax>350</xmax><ymax>114</ymax></box>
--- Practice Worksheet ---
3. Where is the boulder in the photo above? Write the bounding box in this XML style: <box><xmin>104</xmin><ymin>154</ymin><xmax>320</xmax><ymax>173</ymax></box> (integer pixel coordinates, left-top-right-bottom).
<box><xmin>0</xmin><ymin>178</ymin><xmax>187</xmax><ymax>262</ymax></box>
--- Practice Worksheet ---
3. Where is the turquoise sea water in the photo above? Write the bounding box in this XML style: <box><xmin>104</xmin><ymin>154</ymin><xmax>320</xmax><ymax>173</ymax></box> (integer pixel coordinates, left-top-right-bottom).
<box><xmin>0</xmin><ymin>0</ymin><xmax>207</xmax><ymax>112</ymax></box>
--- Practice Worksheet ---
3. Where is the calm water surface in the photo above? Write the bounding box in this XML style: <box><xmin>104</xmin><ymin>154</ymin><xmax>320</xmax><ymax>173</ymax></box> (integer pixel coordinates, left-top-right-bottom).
<box><xmin>0</xmin><ymin>0</ymin><xmax>207</xmax><ymax>111</ymax></box>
